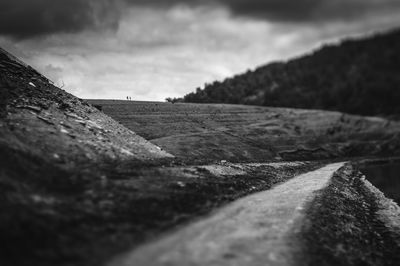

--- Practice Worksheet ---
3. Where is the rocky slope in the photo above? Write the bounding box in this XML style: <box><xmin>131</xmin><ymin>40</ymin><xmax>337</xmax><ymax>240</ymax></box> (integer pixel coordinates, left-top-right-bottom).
<box><xmin>0</xmin><ymin>47</ymin><xmax>173</xmax><ymax>167</ymax></box>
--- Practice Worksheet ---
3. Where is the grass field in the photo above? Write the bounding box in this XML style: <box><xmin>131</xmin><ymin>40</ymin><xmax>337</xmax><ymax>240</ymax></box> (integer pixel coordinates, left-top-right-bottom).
<box><xmin>88</xmin><ymin>100</ymin><xmax>400</xmax><ymax>163</ymax></box>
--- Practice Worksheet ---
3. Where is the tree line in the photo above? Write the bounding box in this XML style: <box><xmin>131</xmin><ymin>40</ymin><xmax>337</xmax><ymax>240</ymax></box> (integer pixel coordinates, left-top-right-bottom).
<box><xmin>172</xmin><ymin>28</ymin><xmax>400</xmax><ymax>117</ymax></box>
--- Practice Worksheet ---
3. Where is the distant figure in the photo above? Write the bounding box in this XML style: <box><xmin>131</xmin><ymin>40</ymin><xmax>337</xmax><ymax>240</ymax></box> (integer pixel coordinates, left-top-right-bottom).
<box><xmin>126</xmin><ymin>96</ymin><xmax>129</xmax><ymax>100</ymax></box>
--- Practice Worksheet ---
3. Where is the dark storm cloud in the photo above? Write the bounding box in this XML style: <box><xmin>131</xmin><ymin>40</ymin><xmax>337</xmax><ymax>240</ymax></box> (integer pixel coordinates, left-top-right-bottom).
<box><xmin>218</xmin><ymin>0</ymin><xmax>321</xmax><ymax>21</ymax></box>
<box><xmin>126</xmin><ymin>0</ymin><xmax>400</xmax><ymax>22</ymax></box>
<box><xmin>124</xmin><ymin>0</ymin><xmax>320</xmax><ymax>21</ymax></box>
<box><xmin>1</xmin><ymin>0</ymin><xmax>399</xmax><ymax>39</ymax></box>
<box><xmin>0</xmin><ymin>0</ymin><xmax>120</xmax><ymax>39</ymax></box>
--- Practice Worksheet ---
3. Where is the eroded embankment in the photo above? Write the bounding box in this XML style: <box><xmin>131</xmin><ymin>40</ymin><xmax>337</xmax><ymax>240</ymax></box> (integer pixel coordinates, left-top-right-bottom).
<box><xmin>299</xmin><ymin>163</ymin><xmax>400</xmax><ymax>266</ymax></box>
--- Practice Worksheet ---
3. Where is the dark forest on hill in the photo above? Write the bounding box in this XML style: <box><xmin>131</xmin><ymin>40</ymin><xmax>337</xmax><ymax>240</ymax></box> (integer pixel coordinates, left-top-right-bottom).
<box><xmin>176</xmin><ymin>29</ymin><xmax>400</xmax><ymax>117</ymax></box>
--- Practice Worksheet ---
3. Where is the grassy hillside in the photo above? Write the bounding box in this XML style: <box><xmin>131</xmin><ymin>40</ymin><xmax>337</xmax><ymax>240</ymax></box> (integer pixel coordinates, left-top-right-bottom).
<box><xmin>178</xmin><ymin>28</ymin><xmax>400</xmax><ymax>117</ymax></box>
<box><xmin>89</xmin><ymin>100</ymin><xmax>400</xmax><ymax>163</ymax></box>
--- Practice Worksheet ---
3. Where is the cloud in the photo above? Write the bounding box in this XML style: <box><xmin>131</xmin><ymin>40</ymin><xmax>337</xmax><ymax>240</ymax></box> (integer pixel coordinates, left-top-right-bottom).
<box><xmin>3</xmin><ymin>3</ymin><xmax>399</xmax><ymax>101</ymax></box>
<box><xmin>125</xmin><ymin>0</ymin><xmax>400</xmax><ymax>23</ymax></box>
<box><xmin>1</xmin><ymin>0</ymin><xmax>400</xmax><ymax>39</ymax></box>
<box><xmin>215</xmin><ymin>0</ymin><xmax>400</xmax><ymax>22</ymax></box>
<box><xmin>0</xmin><ymin>6</ymin><xmax>292</xmax><ymax>100</ymax></box>
<box><xmin>1</xmin><ymin>1</ymin><xmax>400</xmax><ymax>101</ymax></box>
<box><xmin>0</xmin><ymin>0</ymin><xmax>120</xmax><ymax>39</ymax></box>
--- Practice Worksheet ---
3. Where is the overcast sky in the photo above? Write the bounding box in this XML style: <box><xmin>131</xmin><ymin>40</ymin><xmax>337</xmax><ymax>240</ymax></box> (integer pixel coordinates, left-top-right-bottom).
<box><xmin>1</xmin><ymin>0</ymin><xmax>400</xmax><ymax>100</ymax></box>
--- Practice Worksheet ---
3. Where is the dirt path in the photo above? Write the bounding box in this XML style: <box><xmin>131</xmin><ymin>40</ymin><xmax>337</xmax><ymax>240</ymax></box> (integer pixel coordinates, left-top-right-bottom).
<box><xmin>108</xmin><ymin>162</ymin><xmax>344</xmax><ymax>266</ymax></box>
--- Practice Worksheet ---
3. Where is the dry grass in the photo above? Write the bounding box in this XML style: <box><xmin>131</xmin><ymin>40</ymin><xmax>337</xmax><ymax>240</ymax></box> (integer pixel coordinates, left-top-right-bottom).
<box><xmin>89</xmin><ymin>100</ymin><xmax>400</xmax><ymax>163</ymax></box>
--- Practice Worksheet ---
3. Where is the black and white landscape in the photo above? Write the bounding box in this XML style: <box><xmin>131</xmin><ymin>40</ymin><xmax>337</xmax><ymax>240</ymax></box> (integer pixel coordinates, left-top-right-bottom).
<box><xmin>1</xmin><ymin>1</ymin><xmax>400</xmax><ymax>266</ymax></box>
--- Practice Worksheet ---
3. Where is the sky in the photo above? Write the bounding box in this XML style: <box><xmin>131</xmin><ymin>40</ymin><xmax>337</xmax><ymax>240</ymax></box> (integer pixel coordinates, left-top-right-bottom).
<box><xmin>0</xmin><ymin>0</ymin><xmax>400</xmax><ymax>100</ymax></box>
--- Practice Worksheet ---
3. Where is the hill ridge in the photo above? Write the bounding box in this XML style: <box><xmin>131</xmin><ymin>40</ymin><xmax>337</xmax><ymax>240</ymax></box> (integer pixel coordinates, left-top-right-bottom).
<box><xmin>178</xmin><ymin>28</ymin><xmax>400</xmax><ymax>117</ymax></box>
